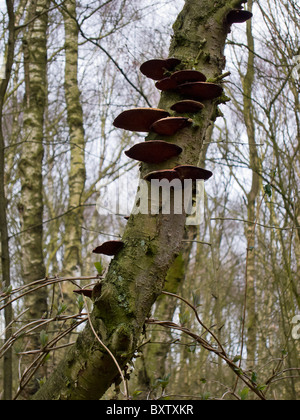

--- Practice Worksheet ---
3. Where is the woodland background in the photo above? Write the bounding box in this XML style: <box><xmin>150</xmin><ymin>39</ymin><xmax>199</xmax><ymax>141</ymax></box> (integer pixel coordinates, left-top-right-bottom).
<box><xmin>0</xmin><ymin>0</ymin><xmax>300</xmax><ymax>400</ymax></box>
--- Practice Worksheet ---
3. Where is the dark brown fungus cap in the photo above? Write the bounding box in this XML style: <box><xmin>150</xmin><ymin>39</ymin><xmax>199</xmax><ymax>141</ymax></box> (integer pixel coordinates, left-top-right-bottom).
<box><xmin>174</xmin><ymin>165</ymin><xmax>213</xmax><ymax>181</ymax></box>
<box><xmin>140</xmin><ymin>58</ymin><xmax>181</xmax><ymax>80</ymax></box>
<box><xmin>170</xmin><ymin>70</ymin><xmax>207</xmax><ymax>84</ymax></box>
<box><xmin>155</xmin><ymin>77</ymin><xmax>178</xmax><ymax>91</ymax></box>
<box><xmin>226</xmin><ymin>9</ymin><xmax>253</xmax><ymax>24</ymax></box>
<box><xmin>144</xmin><ymin>169</ymin><xmax>182</xmax><ymax>183</ymax></box>
<box><xmin>73</xmin><ymin>289</ymin><xmax>93</xmax><ymax>299</ymax></box>
<box><xmin>93</xmin><ymin>241</ymin><xmax>124</xmax><ymax>256</ymax></box>
<box><xmin>171</xmin><ymin>100</ymin><xmax>204</xmax><ymax>114</ymax></box>
<box><xmin>150</xmin><ymin>117</ymin><xmax>192</xmax><ymax>136</ymax></box>
<box><xmin>125</xmin><ymin>140</ymin><xmax>182</xmax><ymax>164</ymax></box>
<box><xmin>177</xmin><ymin>82</ymin><xmax>223</xmax><ymax>100</ymax></box>
<box><xmin>113</xmin><ymin>108</ymin><xmax>170</xmax><ymax>132</ymax></box>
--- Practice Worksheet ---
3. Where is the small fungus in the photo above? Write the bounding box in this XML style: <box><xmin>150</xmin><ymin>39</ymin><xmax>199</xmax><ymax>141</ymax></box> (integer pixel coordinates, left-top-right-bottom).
<box><xmin>177</xmin><ymin>82</ymin><xmax>223</xmax><ymax>101</ymax></box>
<box><xmin>171</xmin><ymin>100</ymin><xmax>205</xmax><ymax>114</ymax></box>
<box><xmin>150</xmin><ymin>117</ymin><xmax>192</xmax><ymax>136</ymax></box>
<box><xmin>174</xmin><ymin>165</ymin><xmax>213</xmax><ymax>181</ymax></box>
<box><xmin>125</xmin><ymin>140</ymin><xmax>182</xmax><ymax>164</ymax></box>
<box><xmin>140</xmin><ymin>58</ymin><xmax>181</xmax><ymax>80</ymax></box>
<box><xmin>93</xmin><ymin>241</ymin><xmax>124</xmax><ymax>256</ymax></box>
<box><xmin>226</xmin><ymin>9</ymin><xmax>253</xmax><ymax>25</ymax></box>
<box><xmin>113</xmin><ymin>108</ymin><xmax>169</xmax><ymax>132</ymax></box>
<box><xmin>73</xmin><ymin>289</ymin><xmax>93</xmax><ymax>299</ymax></box>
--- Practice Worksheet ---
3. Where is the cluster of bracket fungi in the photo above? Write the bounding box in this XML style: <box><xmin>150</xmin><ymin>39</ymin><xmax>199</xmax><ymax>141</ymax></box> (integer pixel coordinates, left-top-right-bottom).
<box><xmin>74</xmin><ymin>8</ymin><xmax>253</xmax><ymax>298</ymax></box>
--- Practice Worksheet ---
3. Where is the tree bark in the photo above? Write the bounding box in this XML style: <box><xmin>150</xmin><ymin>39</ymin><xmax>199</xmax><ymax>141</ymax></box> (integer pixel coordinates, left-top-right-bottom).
<box><xmin>0</xmin><ymin>0</ymin><xmax>15</xmax><ymax>401</ymax></box>
<box><xmin>242</xmin><ymin>0</ymin><xmax>260</xmax><ymax>369</ymax></box>
<box><xmin>18</xmin><ymin>0</ymin><xmax>50</xmax><ymax>398</ymax></box>
<box><xmin>33</xmin><ymin>0</ymin><xmax>248</xmax><ymax>400</ymax></box>
<box><xmin>61</xmin><ymin>0</ymin><xmax>86</xmax><ymax>281</ymax></box>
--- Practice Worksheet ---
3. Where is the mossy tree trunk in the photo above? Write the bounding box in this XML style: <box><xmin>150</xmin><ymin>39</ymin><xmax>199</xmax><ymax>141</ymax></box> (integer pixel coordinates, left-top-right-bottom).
<box><xmin>18</xmin><ymin>0</ymin><xmax>50</xmax><ymax>398</ymax></box>
<box><xmin>33</xmin><ymin>0</ymin><xmax>248</xmax><ymax>400</ymax></box>
<box><xmin>134</xmin><ymin>228</ymin><xmax>196</xmax><ymax>396</ymax></box>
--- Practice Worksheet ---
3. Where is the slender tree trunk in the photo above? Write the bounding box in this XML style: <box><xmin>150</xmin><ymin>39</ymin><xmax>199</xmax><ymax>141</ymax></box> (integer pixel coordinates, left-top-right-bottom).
<box><xmin>61</xmin><ymin>0</ymin><xmax>86</xmax><ymax>282</ymax></box>
<box><xmin>0</xmin><ymin>0</ymin><xmax>15</xmax><ymax>401</ymax></box>
<box><xmin>242</xmin><ymin>0</ymin><xmax>260</xmax><ymax>369</ymax></box>
<box><xmin>18</xmin><ymin>0</ymin><xmax>50</xmax><ymax>398</ymax></box>
<box><xmin>34</xmin><ymin>0</ymin><xmax>248</xmax><ymax>400</ymax></box>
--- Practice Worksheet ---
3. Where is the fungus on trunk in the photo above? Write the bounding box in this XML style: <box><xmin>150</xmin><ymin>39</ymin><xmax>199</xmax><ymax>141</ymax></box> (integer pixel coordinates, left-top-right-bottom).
<box><xmin>155</xmin><ymin>70</ymin><xmax>207</xmax><ymax>91</ymax></box>
<box><xmin>93</xmin><ymin>241</ymin><xmax>124</xmax><ymax>256</ymax></box>
<box><xmin>174</xmin><ymin>165</ymin><xmax>213</xmax><ymax>181</ymax></box>
<box><xmin>177</xmin><ymin>82</ymin><xmax>223</xmax><ymax>100</ymax></box>
<box><xmin>155</xmin><ymin>77</ymin><xmax>178</xmax><ymax>91</ymax></box>
<box><xmin>171</xmin><ymin>100</ymin><xmax>205</xmax><ymax>114</ymax></box>
<box><xmin>73</xmin><ymin>289</ymin><xmax>93</xmax><ymax>299</ymax></box>
<box><xmin>150</xmin><ymin>117</ymin><xmax>192</xmax><ymax>136</ymax></box>
<box><xmin>113</xmin><ymin>108</ymin><xmax>169</xmax><ymax>132</ymax></box>
<box><xmin>226</xmin><ymin>9</ymin><xmax>253</xmax><ymax>24</ymax></box>
<box><xmin>144</xmin><ymin>169</ymin><xmax>181</xmax><ymax>183</ymax></box>
<box><xmin>140</xmin><ymin>58</ymin><xmax>181</xmax><ymax>80</ymax></box>
<box><xmin>170</xmin><ymin>70</ymin><xmax>206</xmax><ymax>84</ymax></box>
<box><xmin>125</xmin><ymin>140</ymin><xmax>182</xmax><ymax>164</ymax></box>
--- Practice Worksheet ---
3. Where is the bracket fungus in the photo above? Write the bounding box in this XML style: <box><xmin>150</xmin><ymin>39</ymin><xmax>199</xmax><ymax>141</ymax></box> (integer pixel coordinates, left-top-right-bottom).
<box><xmin>174</xmin><ymin>165</ymin><xmax>213</xmax><ymax>181</ymax></box>
<box><xmin>226</xmin><ymin>9</ymin><xmax>253</xmax><ymax>24</ymax></box>
<box><xmin>150</xmin><ymin>117</ymin><xmax>192</xmax><ymax>136</ymax></box>
<box><xmin>177</xmin><ymin>82</ymin><xmax>223</xmax><ymax>101</ymax></box>
<box><xmin>140</xmin><ymin>58</ymin><xmax>181</xmax><ymax>80</ymax></box>
<box><xmin>144</xmin><ymin>169</ymin><xmax>182</xmax><ymax>183</ymax></box>
<box><xmin>93</xmin><ymin>240</ymin><xmax>124</xmax><ymax>256</ymax></box>
<box><xmin>155</xmin><ymin>77</ymin><xmax>178</xmax><ymax>91</ymax></box>
<box><xmin>73</xmin><ymin>289</ymin><xmax>93</xmax><ymax>299</ymax></box>
<box><xmin>155</xmin><ymin>70</ymin><xmax>207</xmax><ymax>92</ymax></box>
<box><xmin>125</xmin><ymin>140</ymin><xmax>182</xmax><ymax>164</ymax></box>
<box><xmin>171</xmin><ymin>100</ymin><xmax>205</xmax><ymax>114</ymax></box>
<box><xmin>113</xmin><ymin>108</ymin><xmax>170</xmax><ymax>132</ymax></box>
<box><xmin>170</xmin><ymin>70</ymin><xmax>207</xmax><ymax>84</ymax></box>
<box><xmin>144</xmin><ymin>165</ymin><xmax>213</xmax><ymax>184</ymax></box>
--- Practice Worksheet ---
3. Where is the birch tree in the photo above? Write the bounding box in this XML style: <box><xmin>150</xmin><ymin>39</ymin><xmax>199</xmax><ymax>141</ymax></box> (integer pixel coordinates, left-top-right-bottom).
<box><xmin>61</xmin><ymin>0</ymin><xmax>86</xmax><ymax>281</ymax></box>
<box><xmin>18</xmin><ymin>0</ymin><xmax>50</xmax><ymax>397</ymax></box>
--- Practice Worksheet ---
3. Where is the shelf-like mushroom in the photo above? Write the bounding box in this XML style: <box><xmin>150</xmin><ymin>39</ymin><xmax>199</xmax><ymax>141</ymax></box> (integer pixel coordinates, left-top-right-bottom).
<box><xmin>174</xmin><ymin>165</ymin><xmax>213</xmax><ymax>181</ymax></box>
<box><xmin>73</xmin><ymin>289</ymin><xmax>93</xmax><ymax>298</ymax></box>
<box><xmin>177</xmin><ymin>82</ymin><xmax>223</xmax><ymax>100</ymax></box>
<box><xmin>144</xmin><ymin>169</ymin><xmax>182</xmax><ymax>183</ymax></box>
<box><xmin>93</xmin><ymin>240</ymin><xmax>124</xmax><ymax>256</ymax></box>
<box><xmin>113</xmin><ymin>108</ymin><xmax>170</xmax><ymax>132</ymax></box>
<box><xmin>140</xmin><ymin>58</ymin><xmax>181</xmax><ymax>80</ymax></box>
<box><xmin>171</xmin><ymin>100</ymin><xmax>205</xmax><ymax>114</ymax></box>
<box><xmin>150</xmin><ymin>117</ymin><xmax>192</xmax><ymax>136</ymax></box>
<box><xmin>155</xmin><ymin>77</ymin><xmax>178</xmax><ymax>91</ymax></box>
<box><xmin>170</xmin><ymin>70</ymin><xmax>207</xmax><ymax>84</ymax></box>
<box><xmin>226</xmin><ymin>9</ymin><xmax>253</xmax><ymax>24</ymax></box>
<box><xmin>125</xmin><ymin>140</ymin><xmax>182</xmax><ymax>164</ymax></box>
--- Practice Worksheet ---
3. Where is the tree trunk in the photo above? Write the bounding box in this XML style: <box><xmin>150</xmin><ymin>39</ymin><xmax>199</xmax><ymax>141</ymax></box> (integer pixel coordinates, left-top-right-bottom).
<box><xmin>242</xmin><ymin>0</ymin><xmax>260</xmax><ymax>369</ymax></box>
<box><xmin>61</xmin><ymin>0</ymin><xmax>86</xmax><ymax>281</ymax></box>
<box><xmin>18</xmin><ymin>0</ymin><xmax>50</xmax><ymax>398</ymax></box>
<box><xmin>33</xmin><ymin>0</ymin><xmax>248</xmax><ymax>400</ymax></box>
<box><xmin>134</xmin><ymin>228</ymin><xmax>196</xmax><ymax>396</ymax></box>
<box><xmin>0</xmin><ymin>0</ymin><xmax>15</xmax><ymax>401</ymax></box>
